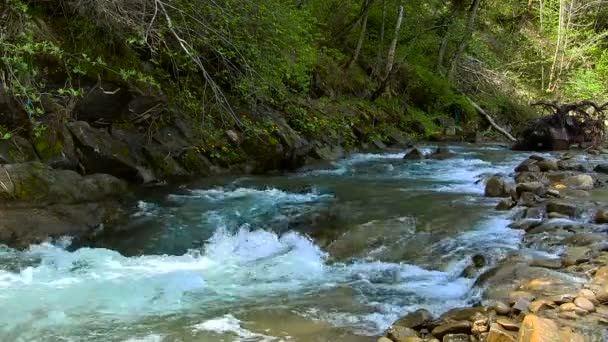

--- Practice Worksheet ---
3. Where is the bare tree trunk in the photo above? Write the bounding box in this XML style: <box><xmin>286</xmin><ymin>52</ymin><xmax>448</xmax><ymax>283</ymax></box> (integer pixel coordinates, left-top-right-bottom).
<box><xmin>447</xmin><ymin>0</ymin><xmax>482</xmax><ymax>82</ymax></box>
<box><xmin>436</xmin><ymin>17</ymin><xmax>454</xmax><ymax>74</ymax></box>
<box><xmin>347</xmin><ymin>0</ymin><xmax>371</xmax><ymax>69</ymax></box>
<box><xmin>371</xmin><ymin>5</ymin><xmax>404</xmax><ymax>101</ymax></box>
<box><xmin>539</xmin><ymin>0</ymin><xmax>545</xmax><ymax>91</ymax></box>
<box><xmin>335</xmin><ymin>0</ymin><xmax>375</xmax><ymax>42</ymax></box>
<box><xmin>556</xmin><ymin>0</ymin><xmax>574</xmax><ymax>86</ymax></box>
<box><xmin>468</xmin><ymin>98</ymin><xmax>517</xmax><ymax>142</ymax></box>
<box><xmin>374</xmin><ymin>0</ymin><xmax>387</xmax><ymax>76</ymax></box>
<box><xmin>548</xmin><ymin>0</ymin><xmax>565</xmax><ymax>92</ymax></box>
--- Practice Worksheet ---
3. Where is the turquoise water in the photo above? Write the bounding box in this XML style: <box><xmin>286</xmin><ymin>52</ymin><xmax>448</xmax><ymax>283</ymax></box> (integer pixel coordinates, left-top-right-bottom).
<box><xmin>0</xmin><ymin>145</ymin><xmax>532</xmax><ymax>341</ymax></box>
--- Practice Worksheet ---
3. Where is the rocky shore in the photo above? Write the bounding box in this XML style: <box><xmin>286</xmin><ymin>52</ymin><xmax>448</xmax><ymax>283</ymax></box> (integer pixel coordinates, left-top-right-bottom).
<box><xmin>379</xmin><ymin>152</ymin><xmax>608</xmax><ymax>342</ymax></box>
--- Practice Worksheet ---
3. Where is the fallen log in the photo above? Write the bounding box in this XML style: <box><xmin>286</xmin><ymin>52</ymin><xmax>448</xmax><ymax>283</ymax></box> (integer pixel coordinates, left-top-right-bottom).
<box><xmin>467</xmin><ymin>97</ymin><xmax>517</xmax><ymax>142</ymax></box>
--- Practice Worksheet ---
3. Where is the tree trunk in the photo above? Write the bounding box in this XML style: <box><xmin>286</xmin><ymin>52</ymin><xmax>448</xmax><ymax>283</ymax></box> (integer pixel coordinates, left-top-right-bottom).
<box><xmin>468</xmin><ymin>98</ymin><xmax>517</xmax><ymax>142</ymax></box>
<box><xmin>548</xmin><ymin>0</ymin><xmax>565</xmax><ymax>92</ymax></box>
<box><xmin>371</xmin><ymin>4</ymin><xmax>404</xmax><ymax>101</ymax></box>
<box><xmin>374</xmin><ymin>0</ymin><xmax>387</xmax><ymax>76</ymax></box>
<box><xmin>347</xmin><ymin>0</ymin><xmax>371</xmax><ymax>69</ymax></box>
<box><xmin>447</xmin><ymin>0</ymin><xmax>482</xmax><ymax>82</ymax></box>
<box><xmin>436</xmin><ymin>16</ymin><xmax>454</xmax><ymax>74</ymax></box>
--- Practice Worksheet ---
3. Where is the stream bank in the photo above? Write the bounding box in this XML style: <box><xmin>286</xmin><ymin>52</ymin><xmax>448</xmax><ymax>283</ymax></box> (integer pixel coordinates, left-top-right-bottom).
<box><xmin>381</xmin><ymin>152</ymin><xmax>608</xmax><ymax>342</ymax></box>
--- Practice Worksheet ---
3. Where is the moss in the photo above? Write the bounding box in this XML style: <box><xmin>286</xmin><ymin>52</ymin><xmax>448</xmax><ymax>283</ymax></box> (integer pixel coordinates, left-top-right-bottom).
<box><xmin>33</xmin><ymin>136</ymin><xmax>64</xmax><ymax>161</ymax></box>
<box><xmin>13</xmin><ymin>166</ymin><xmax>50</xmax><ymax>202</ymax></box>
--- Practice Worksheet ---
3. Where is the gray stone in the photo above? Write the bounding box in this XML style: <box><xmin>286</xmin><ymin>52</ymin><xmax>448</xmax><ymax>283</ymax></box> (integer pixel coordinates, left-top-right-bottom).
<box><xmin>516</xmin><ymin>182</ymin><xmax>545</xmax><ymax>196</ymax></box>
<box><xmin>441</xmin><ymin>334</ymin><xmax>470</xmax><ymax>342</ymax></box>
<box><xmin>537</xmin><ymin>159</ymin><xmax>559</xmax><ymax>172</ymax></box>
<box><xmin>563</xmin><ymin>174</ymin><xmax>594</xmax><ymax>190</ymax></box>
<box><xmin>496</xmin><ymin>198</ymin><xmax>515</xmax><ymax>211</ymax></box>
<box><xmin>546</xmin><ymin>200</ymin><xmax>578</xmax><ymax>217</ymax></box>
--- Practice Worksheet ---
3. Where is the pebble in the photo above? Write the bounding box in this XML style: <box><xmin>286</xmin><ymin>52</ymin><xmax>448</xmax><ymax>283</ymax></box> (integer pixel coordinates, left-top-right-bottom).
<box><xmin>574</xmin><ymin>296</ymin><xmax>595</xmax><ymax>312</ymax></box>
<box><xmin>528</xmin><ymin>300</ymin><xmax>552</xmax><ymax>313</ymax></box>
<box><xmin>559</xmin><ymin>311</ymin><xmax>579</xmax><ymax>320</ymax></box>
<box><xmin>490</xmin><ymin>301</ymin><xmax>511</xmax><ymax>315</ymax></box>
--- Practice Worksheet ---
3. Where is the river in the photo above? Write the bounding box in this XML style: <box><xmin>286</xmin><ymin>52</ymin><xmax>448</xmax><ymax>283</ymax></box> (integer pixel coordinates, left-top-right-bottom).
<box><xmin>0</xmin><ymin>144</ymin><xmax>538</xmax><ymax>341</ymax></box>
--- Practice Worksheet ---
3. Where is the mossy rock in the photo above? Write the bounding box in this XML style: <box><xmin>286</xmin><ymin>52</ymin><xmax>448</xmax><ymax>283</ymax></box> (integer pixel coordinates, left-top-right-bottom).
<box><xmin>33</xmin><ymin>124</ymin><xmax>78</xmax><ymax>169</ymax></box>
<box><xmin>0</xmin><ymin>136</ymin><xmax>39</xmax><ymax>164</ymax></box>
<box><xmin>143</xmin><ymin>145</ymin><xmax>189</xmax><ymax>178</ymax></box>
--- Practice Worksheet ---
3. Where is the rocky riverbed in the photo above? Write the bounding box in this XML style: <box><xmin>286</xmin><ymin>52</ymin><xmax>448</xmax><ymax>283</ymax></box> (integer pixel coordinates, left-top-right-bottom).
<box><xmin>379</xmin><ymin>152</ymin><xmax>608</xmax><ymax>342</ymax></box>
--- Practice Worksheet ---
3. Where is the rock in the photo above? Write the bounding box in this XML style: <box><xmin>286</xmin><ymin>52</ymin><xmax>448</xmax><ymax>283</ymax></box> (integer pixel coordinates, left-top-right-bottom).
<box><xmin>371</xmin><ymin>138</ymin><xmax>387</xmax><ymax>150</ymax></box>
<box><xmin>510</xmin><ymin>219</ymin><xmax>542</xmax><ymax>231</ymax></box>
<box><xmin>518</xmin><ymin>315</ymin><xmax>560</xmax><ymax>342</ymax></box>
<box><xmin>508</xmin><ymin>291</ymin><xmax>536</xmax><ymax>304</ymax></box>
<box><xmin>558</xmin><ymin>311</ymin><xmax>579</xmax><ymax>320</ymax></box>
<box><xmin>537</xmin><ymin>159</ymin><xmax>558</xmax><ymax>172</ymax></box>
<box><xmin>596</xmin><ymin>286</ymin><xmax>608</xmax><ymax>303</ymax></box>
<box><xmin>490</xmin><ymin>301</ymin><xmax>511</xmax><ymax>315</ymax></box>
<box><xmin>471</xmin><ymin>316</ymin><xmax>489</xmax><ymax>335</ymax></box>
<box><xmin>516</xmin><ymin>182</ymin><xmax>545</xmax><ymax>196</ymax></box>
<box><xmin>0</xmin><ymin>202</ymin><xmax>128</xmax><ymax>247</ymax></box>
<box><xmin>545</xmin><ymin>189</ymin><xmax>561</xmax><ymax>198</ymax></box>
<box><xmin>594</xmin><ymin>208</ymin><xmax>608</xmax><ymax>224</ymax></box>
<box><xmin>403</xmin><ymin>148</ymin><xmax>426</xmax><ymax>160</ymax></box>
<box><xmin>594</xmin><ymin>266</ymin><xmax>608</xmax><ymax>284</ymax></box>
<box><xmin>563</xmin><ymin>174</ymin><xmax>594</xmax><ymax>190</ymax></box>
<box><xmin>142</xmin><ymin>145</ymin><xmax>189</xmax><ymax>177</ymax></box>
<box><xmin>67</xmin><ymin>121</ymin><xmax>156</xmax><ymax>183</ymax></box>
<box><xmin>529</xmin><ymin>259</ymin><xmax>562</xmax><ymax>270</ymax></box>
<box><xmin>528</xmin><ymin>299</ymin><xmax>553</xmax><ymax>313</ymax></box>
<box><xmin>524</xmin><ymin>207</ymin><xmax>544</xmax><ymax>219</ymax></box>
<box><xmin>0</xmin><ymin>162</ymin><xmax>127</xmax><ymax>203</ymax></box>
<box><xmin>487</xmin><ymin>323</ymin><xmax>517</xmax><ymax>342</ymax></box>
<box><xmin>573</xmin><ymin>296</ymin><xmax>595</xmax><ymax>312</ymax></box>
<box><xmin>386</xmin><ymin>326</ymin><xmax>418</xmax><ymax>342</ymax></box>
<box><xmin>441</xmin><ymin>334</ymin><xmax>469</xmax><ymax>342</ymax></box>
<box><xmin>496</xmin><ymin>198</ymin><xmax>516</xmax><ymax>210</ymax></box>
<box><xmin>311</xmin><ymin>145</ymin><xmax>345</xmax><ymax>161</ymax></box>
<box><xmin>545</xmin><ymin>293</ymin><xmax>575</xmax><ymax>305</ymax></box>
<box><xmin>33</xmin><ymin>124</ymin><xmax>78</xmax><ymax>169</ymax></box>
<box><xmin>512</xmin><ymin>297</ymin><xmax>532</xmax><ymax>313</ymax></box>
<box><xmin>558</xmin><ymin>327</ymin><xmax>585</xmax><ymax>342</ymax></box>
<box><xmin>578</xmin><ymin>289</ymin><xmax>597</xmax><ymax>301</ymax></box>
<box><xmin>393</xmin><ymin>309</ymin><xmax>434</xmax><ymax>329</ymax></box>
<box><xmin>377</xmin><ymin>338</ymin><xmax>393</xmax><ymax>342</ymax></box>
<box><xmin>0</xmin><ymin>135</ymin><xmax>38</xmax><ymax>164</ymax></box>
<box><xmin>439</xmin><ymin>307</ymin><xmax>489</xmax><ymax>322</ymax></box>
<box><xmin>515</xmin><ymin>171</ymin><xmax>546</xmax><ymax>184</ymax></box>
<box><xmin>594</xmin><ymin>164</ymin><xmax>608</xmax><ymax>174</ymax></box>
<box><xmin>485</xmin><ymin>176</ymin><xmax>511</xmax><ymax>198</ymax></box>
<box><xmin>429</xmin><ymin>147</ymin><xmax>455</xmax><ymax>160</ymax></box>
<box><xmin>546</xmin><ymin>200</ymin><xmax>578</xmax><ymax>217</ymax></box>
<box><xmin>518</xmin><ymin>192</ymin><xmax>539</xmax><ymax>207</ymax></box>
<box><xmin>495</xmin><ymin>318</ymin><xmax>520</xmax><ymax>331</ymax></box>
<box><xmin>515</xmin><ymin>159</ymin><xmax>541</xmax><ymax>173</ymax></box>
<box><xmin>431</xmin><ymin>321</ymin><xmax>472</xmax><ymax>340</ymax></box>
<box><xmin>560</xmin><ymin>303</ymin><xmax>588</xmax><ymax>314</ymax></box>
<box><xmin>557</xmin><ymin>160</ymin><xmax>587</xmax><ymax>172</ymax></box>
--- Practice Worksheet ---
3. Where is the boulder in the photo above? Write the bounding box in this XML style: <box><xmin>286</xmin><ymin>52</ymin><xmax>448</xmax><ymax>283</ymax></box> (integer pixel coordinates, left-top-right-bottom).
<box><xmin>515</xmin><ymin>172</ymin><xmax>546</xmax><ymax>184</ymax></box>
<box><xmin>386</xmin><ymin>326</ymin><xmax>418</xmax><ymax>342</ymax></box>
<box><xmin>393</xmin><ymin>309</ymin><xmax>434</xmax><ymax>329</ymax></box>
<box><xmin>0</xmin><ymin>162</ymin><xmax>127</xmax><ymax>203</ymax></box>
<box><xmin>67</xmin><ymin>121</ymin><xmax>155</xmax><ymax>183</ymax></box>
<box><xmin>403</xmin><ymin>148</ymin><xmax>426</xmax><ymax>160</ymax></box>
<box><xmin>431</xmin><ymin>321</ymin><xmax>472</xmax><ymax>340</ymax></box>
<box><xmin>573</xmin><ymin>296</ymin><xmax>595</xmax><ymax>312</ymax></box>
<box><xmin>546</xmin><ymin>200</ymin><xmax>578</xmax><ymax>217</ymax></box>
<box><xmin>485</xmin><ymin>176</ymin><xmax>512</xmax><ymax>198</ymax></box>
<box><xmin>33</xmin><ymin>124</ymin><xmax>78</xmax><ymax>169</ymax></box>
<box><xmin>518</xmin><ymin>315</ymin><xmax>561</xmax><ymax>342</ymax></box>
<box><xmin>487</xmin><ymin>323</ymin><xmax>517</xmax><ymax>342</ymax></box>
<box><xmin>536</xmin><ymin>159</ymin><xmax>558</xmax><ymax>172</ymax></box>
<box><xmin>0</xmin><ymin>135</ymin><xmax>38</xmax><ymax>164</ymax></box>
<box><xmin>557</xmin><ymin>160</ymin><xmax>587</xmax><ymax>172</ymax></box>
<box><xmin>142</xmin><ymin>145</ymin><xmax>189</xmax><ymax>177</ymax></box>
<box><xmin>515</xmin><ymin>159</ymin><xmax>541</xmax><ymax>173</ymax></box>
<box><xmin>312</xmin><ymin>145</ymin><xmax>345</xmax><ymax>161</ymax></box>
<box><xmin>516</xmin><ymin>182</ymin><xmax>545</xmax><ymax>196</ymax></box>
<box><xmin>0</xmin><ymin>202</ymin><xmax>127</xmax><ymax>247</ymax></box>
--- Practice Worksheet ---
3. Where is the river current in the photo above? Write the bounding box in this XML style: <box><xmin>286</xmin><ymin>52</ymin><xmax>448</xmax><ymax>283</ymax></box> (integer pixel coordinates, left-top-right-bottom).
<box><xmin>0</xmin><ymin>145</ymin><xmax>537</xmax><ymax>341</ymax></box>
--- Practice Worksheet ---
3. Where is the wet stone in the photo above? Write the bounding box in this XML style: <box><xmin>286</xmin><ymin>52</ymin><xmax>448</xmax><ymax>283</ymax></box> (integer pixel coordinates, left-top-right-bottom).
<box><xmin>574</xmin><ymin>296</ymin><xmax>595</xmax><ymax>312</ymax></box>
<box><xmin>431</xmin><ymin>321</ymin><xmax>472</xmax><ymax>340</ymax></box>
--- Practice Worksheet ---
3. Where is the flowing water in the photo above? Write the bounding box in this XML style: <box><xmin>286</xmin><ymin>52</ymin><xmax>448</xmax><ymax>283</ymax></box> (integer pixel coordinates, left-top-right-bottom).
<box><xmin>0</xmin><ymin>144</ymin><xmax>538</xmax><ymax>341</ymax></box>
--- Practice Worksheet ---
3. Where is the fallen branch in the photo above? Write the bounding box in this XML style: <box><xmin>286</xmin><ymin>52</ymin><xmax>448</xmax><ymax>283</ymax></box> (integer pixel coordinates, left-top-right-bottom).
<box><xmin>467</xmin><ymin>97</ymin><xmax>517</xmax><ymax>142</ymax></box>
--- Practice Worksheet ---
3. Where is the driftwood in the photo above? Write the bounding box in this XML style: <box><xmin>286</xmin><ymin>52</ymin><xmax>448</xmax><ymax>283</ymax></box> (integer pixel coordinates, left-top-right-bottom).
<box><xmin>514</xmin><ymin>100</ymin><xmax>608</xmax><ymax>151</ymax></box>
<box><xmin>467</xmin><ymin>97</ymin><xmax>517</xmax><ymax>142</ymax></box>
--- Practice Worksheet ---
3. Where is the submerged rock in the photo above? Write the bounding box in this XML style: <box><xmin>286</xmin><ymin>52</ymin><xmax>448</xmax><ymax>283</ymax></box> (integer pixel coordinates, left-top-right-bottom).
<box><xmin>403</xmin><ymin>147</ymin><xmax>426</xmax><ymax>160</ymax></box>
<box><xmin>518</xmin><ymin>315</ymin><xmax>560</xmax><ymax>342</ymax></box>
